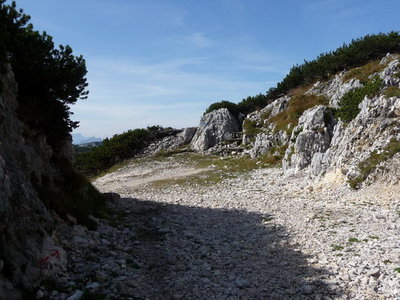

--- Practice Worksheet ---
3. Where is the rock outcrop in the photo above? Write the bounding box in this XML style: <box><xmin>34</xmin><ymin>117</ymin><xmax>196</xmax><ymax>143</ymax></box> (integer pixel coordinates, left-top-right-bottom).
<box><xmin>243</xmin><ymin>53</ymin><xmax>400</xmax><ymax>187</ymax></box>
<box><xmin>191</xmin><ymin>108</ymin><xmax>241</xmax><ymax>151</ymax></box>
<box><xmin>315</xmin><ymin>95</ymin><xmax>400</xmax><ymax>181</ymax></box>
<box><xmin>242</xmin><ymin>96</ymin><xmax>290</xmax><ymax>157</ymax></box>
<box><xmin>143</xmin><ymin>127</ymin><xmax>197</xmax><ymax>155</ymax></box>
<box><xmin>306</xmin><ymin>73</ymin><xmax>362</xmax><ymax>108</ymax></box>
<box><xmin>0</xmin><ymin>65</ymin><xmax>67</xmax><ymax>298</ymax></box>
<box><xmin>282</xmin><ymin>105</ymin><xmax>336</xmax><ymax>174</ymax></box>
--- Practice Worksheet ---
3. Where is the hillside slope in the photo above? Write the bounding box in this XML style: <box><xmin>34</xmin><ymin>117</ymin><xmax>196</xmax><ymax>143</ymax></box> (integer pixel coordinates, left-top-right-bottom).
<box><xmin>236</xmin><ymin>53</ymin><xmax>400</xmax><ymax>188</ymax></box>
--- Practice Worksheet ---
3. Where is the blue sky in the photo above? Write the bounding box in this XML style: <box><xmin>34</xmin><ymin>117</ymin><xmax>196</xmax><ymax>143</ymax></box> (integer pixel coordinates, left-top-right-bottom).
<box><xmin>14</xmin><ymin>0</ymin><xmax>400</xmax><ymax>137</ymax></box>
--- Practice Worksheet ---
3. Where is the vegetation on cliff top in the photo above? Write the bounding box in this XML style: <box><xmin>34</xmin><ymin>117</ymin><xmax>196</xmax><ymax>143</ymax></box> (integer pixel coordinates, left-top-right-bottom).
<box><xmin>205</xmin><ymin>32</ymin><xmax>400</xmax><ymax>116</ymax></box>
<box><xmin>75</xmin><ymin>126</ymin><xmax>173</xmax><ymax>177</ymax></box>
<box><xmin>0</xmin><ymin>0</ymin><xmax>88</xmax><ymax>150</ymax></box>
<box><xmin>0</xmin><ymin>1</ymin><xmax>105</xmax><ymax>227</ymax></box>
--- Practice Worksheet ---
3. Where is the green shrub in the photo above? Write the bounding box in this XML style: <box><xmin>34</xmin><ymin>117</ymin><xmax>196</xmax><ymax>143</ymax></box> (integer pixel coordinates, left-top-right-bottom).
<box><xmin>336</xmin><ymin>78</ymin><xmax>383</xmax><ymax>123</ymax></box>
<box><xmin>35</xmin><ymin>160</ymin><xmax>107</xmax><ymax>229</ymax></box>
<box><xmin>0</xmin><ymin>1</ymin><xmax>88</xmax><ymax>150</ymax></box>
<box><xmin>206</xmin><ymin>33</ymin><xmax>400</xmax><ymax>118</ymax></box>
<box><xmin>75</xmin><ymin>126</ymin><xmax>169</xmax><ymax>176</ymax></box>
<box><xmin>204</xmin><ymin>100</ymin><xmax>239</xmax><ymax>115</ymax></box>
<box><xmin>205</xmin><ymin>94</ymin><xmax>269</xmax><ymax>115</ymax></box>
<box><xmin>266</xmin><ymin>32</ymin><xmax>400</xmax><ymax>102</ymax></box>
<box><xmin>349</xmin><ymin>139</ymin><xmax>400</xmax><ymax>189</ymax></box>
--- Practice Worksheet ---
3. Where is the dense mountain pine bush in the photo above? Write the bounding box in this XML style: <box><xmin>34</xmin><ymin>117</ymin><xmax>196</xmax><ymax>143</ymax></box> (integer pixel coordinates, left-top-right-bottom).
<box><xmin>205</xmin><ymin>32</ymin><xmax>400</xmax><ymax>116</ymax></box>
<box><xmin>0</xmin><ymin>0</ymin><xmax>88</xmax><ymax>150</ymax></box>
<box><xmin>0</xmin><ymin>1</ymin><xmax>107</xmax><ymax>228</ymax></box>
<box><xmin>75</xmin><ymin>126</ymin><xmax>173</xmax><ymax>176</ymax></box>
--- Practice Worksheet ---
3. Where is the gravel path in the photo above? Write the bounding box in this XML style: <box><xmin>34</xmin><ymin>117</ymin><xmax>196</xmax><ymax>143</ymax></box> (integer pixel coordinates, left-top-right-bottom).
<box><xmin>41</xmin><ymin>157</ymin><xmax>400</xmax><ymax>300</ymax></box>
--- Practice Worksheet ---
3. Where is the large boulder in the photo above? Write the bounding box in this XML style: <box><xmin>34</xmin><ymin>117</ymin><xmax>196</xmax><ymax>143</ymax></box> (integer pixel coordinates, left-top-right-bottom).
<box><xmin>191</xmin><ymin>108</ymin><xmax>241</xmax><ymax>151</ymax></box>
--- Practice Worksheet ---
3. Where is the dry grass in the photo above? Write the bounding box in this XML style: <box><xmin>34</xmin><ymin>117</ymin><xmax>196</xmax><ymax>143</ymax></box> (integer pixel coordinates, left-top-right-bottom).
<box><xmin>242</xmin><ymin>119</ymin><xmax>263</xmax><ymax>136</ymax></box>
<box><xmin>384</xmin><ymin>86</ymin><xmax>400</xmax><ymax>98</ymax></box>
<box><xmin>348</xmin><ymin>139</ymin><xmax>400</xmax><ymax>189</ymax></box>
<box><xmin>143</xmin><ymin>152</ymin><xmax>282</xmax><ymax>189</ymax></box>
<box><xmin>343</xmin><ymin>59</ymin><xmax>385</xmax><ymax>83</ymax></box>
<box><xmin>268</xmin><ymin>94</ymin><xmax>328</xmax><ymax>133</ymax></box>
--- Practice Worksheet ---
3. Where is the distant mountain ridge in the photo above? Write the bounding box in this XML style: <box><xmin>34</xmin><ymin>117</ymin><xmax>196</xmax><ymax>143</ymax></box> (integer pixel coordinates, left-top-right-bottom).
<box><xmin>72</xmin><ymin>133</ymin><xmax>102</xmax><ymax>145</ymax></box>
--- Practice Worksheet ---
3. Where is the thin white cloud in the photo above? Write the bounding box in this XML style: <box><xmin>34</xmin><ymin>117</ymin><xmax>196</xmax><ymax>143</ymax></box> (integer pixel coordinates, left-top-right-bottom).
<box><xmin>185</xmin><ymin>32</ymin><xmax>213</xmax><ymax>48</ymax></box>
<box><xmin>72</xmin><ymin>45</ymin><xmax>285</xmax><ymax>136</ymax></box>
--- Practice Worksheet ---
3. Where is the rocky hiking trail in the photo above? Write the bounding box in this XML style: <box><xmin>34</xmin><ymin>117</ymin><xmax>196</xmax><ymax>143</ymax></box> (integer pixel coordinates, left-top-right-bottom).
<box><xmin>45</xmin><ymin>155</ymin><xmax>400</xmax><ymax>300</ymax></box>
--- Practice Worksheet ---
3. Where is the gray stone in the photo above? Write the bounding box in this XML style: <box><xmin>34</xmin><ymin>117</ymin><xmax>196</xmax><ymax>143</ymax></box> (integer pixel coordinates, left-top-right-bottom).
<box><xmin>66</xmin><ymin>290</ymin><xmax>84</xmax><ymax>300</ymax></box>
<box><xmin>0</xmin><ymin>64</ymin><xmax>68</xmax><ymax>298</ymax></box>
<box><xmin>191</xmin><ymin>108</ymin><xmax>241</xmax><ymax>151</ymax></box>
<box><xmin>235</xmin><ymin>279</ymin><xmax>251</xmax><ymax>289</ymax></box>
<box><xmin>300</xmin><ymin>284</ymin><xmax>313</xmax><ymax>295</ymax></box>
<box><xmin>86</xmin><ymin>282</ymin><xmax>101</xmax><ymax>289</ymax></box>
<box><xmin>283</xmin><ymin>105</ymin><xmax>335</xmax><ymax>173</ymax></box>
<box><xmin>306</xmin><ymin>72</ymin><xmax>362</xmax><ymax>108</ymax></box>
<box><xmin>142</xmin><ymin>127</ymin><xmax>197</xmax><ymax>155</ymax></box>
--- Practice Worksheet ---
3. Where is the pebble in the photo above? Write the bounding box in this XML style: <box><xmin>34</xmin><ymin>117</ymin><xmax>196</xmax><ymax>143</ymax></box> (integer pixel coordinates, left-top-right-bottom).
<box><xmin>66</xmin><ymin>290</ymin><xmax>83</xmax><ymax>300</ymax></box>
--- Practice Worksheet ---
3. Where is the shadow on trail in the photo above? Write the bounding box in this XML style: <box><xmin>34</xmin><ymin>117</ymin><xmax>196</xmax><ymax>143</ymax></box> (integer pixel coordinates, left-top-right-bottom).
<box><xmin>122</xmin><ymin>197</ymin><xmax>342</xmax><ymax>300</ymax></box>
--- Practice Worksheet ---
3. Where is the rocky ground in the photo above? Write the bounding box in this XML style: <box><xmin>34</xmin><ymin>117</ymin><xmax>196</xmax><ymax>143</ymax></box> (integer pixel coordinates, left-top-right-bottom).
<box><xmin>38</xmin><ymin>154</ymin><xmax>400</xmax><ymax>300</ymax></box>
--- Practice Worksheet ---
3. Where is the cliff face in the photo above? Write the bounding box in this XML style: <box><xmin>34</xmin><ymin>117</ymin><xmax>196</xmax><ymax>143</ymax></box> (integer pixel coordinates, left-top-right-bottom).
<box><xmin>242</xmin><ymin>53</ymin><xmax>400</xmax><ymax>187</ymax></box>
<box><xmin>0</xmin><ymin>65</ymin><xmax>66</xmax><ymax>299</ymax></box>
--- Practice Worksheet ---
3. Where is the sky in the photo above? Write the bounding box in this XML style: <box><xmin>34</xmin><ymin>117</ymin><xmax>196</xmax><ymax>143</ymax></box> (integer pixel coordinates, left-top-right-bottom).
<box><xmin>13</xmin><ymin>0</ymin><xmax>400</xmax><ymax>138</ymax></box>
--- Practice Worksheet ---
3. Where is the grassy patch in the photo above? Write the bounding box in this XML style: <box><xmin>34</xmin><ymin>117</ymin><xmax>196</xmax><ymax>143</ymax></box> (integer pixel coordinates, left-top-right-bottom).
<box><xmin>336</xmin><ymin>77</ymin><xmax>383</xmax><ymax>123</ymax></box>
<box><xmin>262</xmin><ymin>216</ymin><xmax>274</xmax><ymax>222</ymax></box>
<box><xmin>332</xmin><ymin>245</ymin><xmax>344</xmax><ymax>251</ymax></box>
<box><xmin>394</xmin><ymin>268</ymin><xmax>400</xmax><ymax>273</ymax></box>
<box><xmin>242</xmin><ymin>119</ymin><xmax>262</xmax><ymax>136</ymax></box>
<box><xmin>90</xmin><ymin>159</ymin><xmax>134</xmax><ymax>181</ymax></box>
<box><xmin>260</xmin><ymin>107</ymin><xmax>273</xmax><ymax>120</ymax></box>
<box><xmin>143</xmin><ymin>152</ymin><xmax>282</xmax><ymax>189</ymax></box>
<box><xmin>153</xmin><ymin>146</ymin><xmax>192</xmax><ymax>158</ymax></box>
<box><xmin>268</xmin><ymin>94</ymin><xmax>328</xmax><ymax>134</ymax></box>
<box><xmin>348</xmin><ymin>138</ymin><xmax>400</xmax><ymax>189</ymax></box>
<box><xmin>343</xmin><ymin>59</ymin><xmax>385</xmax><ymax>83</ymax></box>
<box><xmin>258</xmin><ymin>144</ymin><xmax>288</xmax><ymax>167</ymax></box>
<box><xmin>384</xmin><ymin>86</ymin><xmax>400</xmax><ymax>98</ymax></box>
<box><xmin>348</xmin><ymin>237</ymin><xmax>361</xmax><ymax>243</ymax></box>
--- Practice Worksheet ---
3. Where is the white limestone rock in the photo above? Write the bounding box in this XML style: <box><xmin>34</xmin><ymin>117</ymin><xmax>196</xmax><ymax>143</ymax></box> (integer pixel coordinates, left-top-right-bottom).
<box><xmin>191</xmin><ymin>108</ymin><xmax>241</xmax><ymax>151</ymax></box>
<box><xmin>283</xmin><ymin>105</ymin><xmax>335</xmax><ymax>173</ymax></box>
<box><xmin>307</xmin><ymin>73</ymin><xmax>362</xmax><ymax>108</ymax></box>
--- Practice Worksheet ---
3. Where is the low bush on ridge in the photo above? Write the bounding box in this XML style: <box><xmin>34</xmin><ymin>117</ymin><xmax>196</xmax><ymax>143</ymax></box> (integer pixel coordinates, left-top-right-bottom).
<box><xmin>75</xmin><ymin>126</ymin><xmax>170</xmax><ymax>176</ymax></box>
